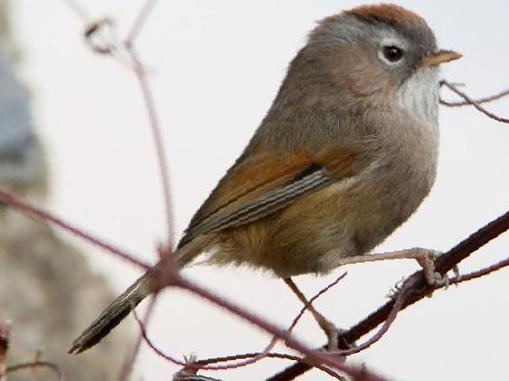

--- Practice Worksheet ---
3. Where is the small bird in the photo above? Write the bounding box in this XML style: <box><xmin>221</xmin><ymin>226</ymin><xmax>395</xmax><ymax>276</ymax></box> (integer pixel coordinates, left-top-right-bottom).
<box><xmin>70</xmin><ymin>3</ymin><xmax>461</xmax><ymax>354</ymax></box>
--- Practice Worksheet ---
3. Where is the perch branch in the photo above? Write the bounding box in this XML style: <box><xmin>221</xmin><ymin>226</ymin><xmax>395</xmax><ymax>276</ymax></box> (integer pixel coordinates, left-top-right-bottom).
<box><xmin>266</xmin><ymin>208</ymin><xmax>509</xmax><ymax>381</ymax></box>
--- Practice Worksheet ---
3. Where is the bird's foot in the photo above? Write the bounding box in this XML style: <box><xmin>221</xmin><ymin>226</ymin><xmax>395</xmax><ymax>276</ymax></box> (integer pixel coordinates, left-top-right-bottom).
<box><xmin>413</xmin><ymin>248</ymin><xmax>459</xmax><ymax>289</ymax></box>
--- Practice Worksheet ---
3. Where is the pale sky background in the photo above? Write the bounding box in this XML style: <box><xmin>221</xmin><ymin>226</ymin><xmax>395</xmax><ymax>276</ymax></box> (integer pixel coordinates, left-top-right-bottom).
<box><xmin>10</xmin><ymin>0</ymin><xmax>509</xmax><ymax>380</ymax></box>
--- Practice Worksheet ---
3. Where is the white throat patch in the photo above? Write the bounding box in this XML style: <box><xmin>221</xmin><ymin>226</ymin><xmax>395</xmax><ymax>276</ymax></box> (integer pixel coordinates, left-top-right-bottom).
<box><xmin>397</xmin><ymin>68</ymin><xmax>440</xmax><ymax>131</ymax></box>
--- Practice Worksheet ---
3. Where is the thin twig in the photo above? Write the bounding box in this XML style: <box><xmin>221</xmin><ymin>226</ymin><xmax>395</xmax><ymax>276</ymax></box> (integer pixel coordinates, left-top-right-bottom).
<box><xmin>127</xmin><ymin>47</ymin><xmax>175</xmax><ymax>248</ymax></box>
<box><xmin>192</xmin><ymin>274</ymin><xmax>348</xmax><ymax>373</ymax></box>
<box><xmin>125</xmin><ymin>0</ymin><xmax>159</xmax><ymax>45</ymax></box>
<box><xmin>440</xmin><ymin>87</ymin><xmax>509</xmax><ymax>107</ymax></box>
<box><xmin>6</xmin><ymin>361</ymin><xmax>64</xmax><ymax>381</ymax></box>
<box><xmin>135</xmin><ymin>272</ymin><xmax>357</xmax><ymax>374</ymax></box>
<box><xmin>118</xmin><ymin>295</ymin><xmax>159</xmax><ymax>381</ymax></box>
<box><xmin>176</xmin><ymin>276</ymin><xmax>356</xmax><ymax>374</ymax></box>
<box><xmin>258</xmin><ymin>354</ymin><xmax>347</xmax><ymax>381</ymax></box>
<box><xmin>331</xmin><ymin>282</ymin><xmax>410</xmax><ymax>357</ymax></box>
<box><xmin>198</xmin><ymin>351</ymin><xmax>347</xmax><ymax>380</ymax></box>
<box><xmin>448</xmin><ymin>256</ymin><xmax>509</xmax><ymax>285</ymax></box>
<box><xmin>288</xmin><ymin>273</ymin><xmax>348</xmax><ymax>333</ymax></box>
<box><xmin>441</xmin><ymin>81</ymin><xmax>509</xmax><ymax>123</ymax></box>
<box><xmin>133</xmin><ymin>308</ymin><xmax>187</xmax><ymax>367</ymax></box>
<box><xmin>0</xmin><ymin>189</ymin><xmax>150</xmax><ymax>269</ymax></box>
<box><xmin>135</xmin><ymin>306</ymin><xmax>279</xmax><ymax>371</ymax></box>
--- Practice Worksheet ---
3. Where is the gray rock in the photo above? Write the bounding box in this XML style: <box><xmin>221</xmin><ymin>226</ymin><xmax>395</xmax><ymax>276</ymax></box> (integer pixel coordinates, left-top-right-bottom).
<box><xmin>1</xmin><ymin>211</ymin><xmax>133</xmax><ymax>381</ymax></box>
<box><xmin>0</xmin><ymin>52</ymin><xmax>45</xmax><ymax>192</ymax></box>
<box><xmin>0</xmin><ymin>1</ymin><xmax>135</xmax><ymax>379</ymax></box>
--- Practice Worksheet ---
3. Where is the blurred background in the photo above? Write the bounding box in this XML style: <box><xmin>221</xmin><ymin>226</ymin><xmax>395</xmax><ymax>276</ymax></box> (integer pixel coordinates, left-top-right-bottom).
<box><xmin>1</xmin><ymin>0</ymin><xmax>509</xmax><ymax>380</ymax></box>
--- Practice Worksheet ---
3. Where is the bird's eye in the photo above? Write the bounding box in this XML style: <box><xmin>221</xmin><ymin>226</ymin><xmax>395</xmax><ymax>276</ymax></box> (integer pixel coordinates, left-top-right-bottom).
<box><xmin>381</xmin><ymin>45</ymin><xmax>404</xmax><ymax>63</ymax></box>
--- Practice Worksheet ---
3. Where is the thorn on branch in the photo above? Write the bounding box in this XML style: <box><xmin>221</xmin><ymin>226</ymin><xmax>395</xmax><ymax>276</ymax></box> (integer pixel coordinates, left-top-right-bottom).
<box><xmin>83</xmin><ymin>19</ymin><xmax>114</xmax><ymax>53</ymax></box>
<box><xmin>173</xmin><ymin>356</ymin><xmax>224</xmax><ymax>381</ymax></box>
<box><xmin>83</xmin><ymin>18</ymin><xmax>118</xmax><ymax>55</ymax></box>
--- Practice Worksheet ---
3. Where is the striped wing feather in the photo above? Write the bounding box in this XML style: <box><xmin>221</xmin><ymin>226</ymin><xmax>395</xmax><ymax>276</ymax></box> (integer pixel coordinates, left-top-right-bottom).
<box><xmin>178</xmin><ymin>147</ymin><xmax>357</xmax><ymax>247</ymax></box>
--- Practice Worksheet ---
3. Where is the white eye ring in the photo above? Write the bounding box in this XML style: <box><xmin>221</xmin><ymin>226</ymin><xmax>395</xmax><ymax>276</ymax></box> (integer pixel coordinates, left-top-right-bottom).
<box><xmin>378</xmin><ymin>45</ymin><xmax>405</xmax><ymax>65</ymax></box>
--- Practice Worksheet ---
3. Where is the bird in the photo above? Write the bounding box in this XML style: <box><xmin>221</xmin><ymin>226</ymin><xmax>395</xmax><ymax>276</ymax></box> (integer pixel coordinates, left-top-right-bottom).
<box><xmin>69</xmin><ymin>3</ymin><xmax>461</xmax><ymax>354</ymax></box>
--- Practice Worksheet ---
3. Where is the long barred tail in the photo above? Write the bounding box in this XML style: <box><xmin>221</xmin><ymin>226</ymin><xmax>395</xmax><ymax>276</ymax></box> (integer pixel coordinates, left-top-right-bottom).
<box><xmin>69</xmin><ymin>236</ymin><xmax>213</xmax><ymax>354</ymax></box>
<box><xmin>68</xmin><ymin>272</ymin><xmax>151</xmax><ymax>354</ymax></box>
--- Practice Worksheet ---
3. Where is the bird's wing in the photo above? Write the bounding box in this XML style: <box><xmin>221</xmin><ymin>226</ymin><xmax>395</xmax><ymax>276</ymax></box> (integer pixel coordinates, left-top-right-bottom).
<box><xmin>178</xmin><ymin>146</ymin><xmax>358</xmax><ymax>247</ymax></box>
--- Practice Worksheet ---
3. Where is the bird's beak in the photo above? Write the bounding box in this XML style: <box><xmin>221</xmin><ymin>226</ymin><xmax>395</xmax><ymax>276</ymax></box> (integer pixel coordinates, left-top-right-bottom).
<box><xmin>421</xmin><ymin>50</ymin><xmax>462</xmax><ymax>67</ymax></box>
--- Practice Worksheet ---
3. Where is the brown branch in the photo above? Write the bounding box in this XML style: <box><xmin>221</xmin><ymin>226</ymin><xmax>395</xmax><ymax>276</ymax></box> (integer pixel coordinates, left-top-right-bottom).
<box><xmin>266</xmin><ymin>208</ymin><xmax>509</xmax><ymax>381</ymax></box>
<box><xmin>288</xmin><ymin>273</ymin><xmax>348</xmax><ymax>333</ymax></box>
<box><xmin>440</xmin><ymin>81</ymin><xmax>509</xmax><ymax>123</ymax></box>
<box><xmin>5</xmin><ymin>361</ymin><xmax>64</xmax><ymax>381</ymax></box>
<box><xmin>188</xmin><ymin>274</ymin><xmax>348</xmax><ymax>374</ymax></box>
<box><xmin>332</xmin><ymin>280</ymin><xmax>410</xmax><ymax>357</ymax></box>
<box><xmin>0</xmin><ymin>189</ymin><xmax>150</xmax><ymax>269</ymax></box>
<box><xmin>134</xmin><ymin>300</ymin><xmax>292</xmax><ymax>372</ymax></box>
<box><xmin>175</xmin><ymin>275</ymin><xmax>388</xmax><ymax>377</ymax></box>
<box><xmin>118</xmin><ymin>295</ymin><xmax>158</xmax><ymax>381</ymax></box>
<box><xmin>440</xmin><ymin>87</ymin><xmax>509</xmax><ymax>107</ymax></box>
<box><xmin>198</xmin><ymin>352</ymin><xmax>347</xmax><ymax>380</ymax></box>
<box><xmin>126</xmin><ymin>46</ymin><xmax>176</xmax><ymax>247</ymax></box>
<box><xmin>134</xmin><ymin>271</ymin><xmax>363</xmax><ymax>376</ymax></box>
<box><xmin>198</xmin><ymin>276</ymin><xmax>404</xmax><ymax>379</ymax></box>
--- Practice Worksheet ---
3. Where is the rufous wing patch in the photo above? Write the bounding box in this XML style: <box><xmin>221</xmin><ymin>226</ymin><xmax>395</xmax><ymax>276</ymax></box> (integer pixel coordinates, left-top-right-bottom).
<box><xmin>186</xmin><ymin>149</ymin><xmax>314</xmax><ymax>228</ymax></box>
<box><xmin>179</xmin><ymin>146</ymin><xmax>358</xmax><ymax>247</ymax></box>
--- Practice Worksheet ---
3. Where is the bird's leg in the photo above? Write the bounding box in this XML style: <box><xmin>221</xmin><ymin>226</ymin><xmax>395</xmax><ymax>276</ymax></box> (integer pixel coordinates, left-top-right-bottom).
<box><xmin>328</xmin><ymin>247</ymin><xmax>457</xmax><ymax>286</ymax></box>
<box><xmin>283</xmin><ymin>277</ymin><xmax>339</xmax><ymax>352</ymax></box>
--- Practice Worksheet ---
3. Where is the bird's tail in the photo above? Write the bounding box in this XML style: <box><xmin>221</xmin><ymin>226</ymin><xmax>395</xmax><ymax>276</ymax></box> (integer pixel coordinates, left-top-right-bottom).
<box><xmin>69</xmin><ymin>236</ymin><xmax>212</xmax><ymax>354</ymax></box>
<box><xmin>69</xmin><ymin>270</ymin><xmax>152</xmax><ymax>354</ymax></box>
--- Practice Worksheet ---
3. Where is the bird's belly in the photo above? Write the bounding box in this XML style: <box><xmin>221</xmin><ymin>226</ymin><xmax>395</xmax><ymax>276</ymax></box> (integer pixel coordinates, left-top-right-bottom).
<box><xmin>262</xmin><ymin>170</ymin><xmax>429</xmax><ymax>276</ymax></box>
<box><xmin>217</xmin><ymin>162</ymin><xmax>433</xmax><ymax>278</ymax></box>
<box><xmin>260</xmin><ymin>180</ymin><xmax>366</xmax><ymax>276</ymax></box>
